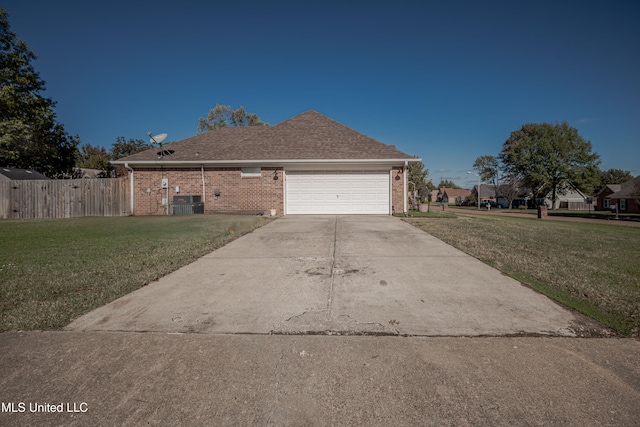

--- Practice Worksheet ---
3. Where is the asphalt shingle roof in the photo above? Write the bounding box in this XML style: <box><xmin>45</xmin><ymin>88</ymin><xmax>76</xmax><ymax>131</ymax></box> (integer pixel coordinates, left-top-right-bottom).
<box><xmin>609</xmin><ymin>176</ymin><xmax>640</xmax><ymax>198</ymax></box>
<box><xmin>115</xmin><ymin>110</ymin><xmax>414</xmax><ymax>164</ymax></box>
<box><xmin>0</xmin><ymin>167</ymin><xmax>49</xmax><ymax>180</ymax></box>
<box><xmin>441</xmin><ymin>188</ymin><xmax>471</xmax><ymax>198</ymax></box>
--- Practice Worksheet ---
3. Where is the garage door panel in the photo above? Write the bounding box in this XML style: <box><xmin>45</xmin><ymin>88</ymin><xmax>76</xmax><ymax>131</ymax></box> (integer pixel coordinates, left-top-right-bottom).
<box><xmin>286</xmin><ymin>171</ymin><xmax>390</xmax><ymax>214</ymax></box>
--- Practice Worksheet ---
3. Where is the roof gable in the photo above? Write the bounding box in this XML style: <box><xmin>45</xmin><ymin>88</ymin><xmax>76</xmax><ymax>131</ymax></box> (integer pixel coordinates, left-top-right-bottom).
<box><xmin>596</xmin><ymin>184</ymin><xmax>622</xmax><ymax>197</ymax></box>
<box><xmin>114</xmin><ymin>110</ymin><xmax>415</xmax><ymax>164</ymax></box>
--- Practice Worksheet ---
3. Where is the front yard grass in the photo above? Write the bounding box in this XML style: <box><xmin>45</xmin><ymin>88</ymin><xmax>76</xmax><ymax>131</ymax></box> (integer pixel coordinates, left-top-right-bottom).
<box><xmin>405</xmin><ymin>215</ymin><xmax>640</xmax><ymax>336</ymax></box>
<box><xmin>394</xmin><ymin>209</ymin><xmax>456</xmax><ymax>218</ymax></box>
<box><xmin>0</xmin><ymin>215</ymin><xmax>271</xmax><ymax>332</ymax></box>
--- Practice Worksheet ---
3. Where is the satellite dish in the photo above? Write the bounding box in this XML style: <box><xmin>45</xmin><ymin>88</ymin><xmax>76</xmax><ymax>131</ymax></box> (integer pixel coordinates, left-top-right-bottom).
<box><xmin>148</xmin><ymin>132</ymin><xmax>167</xmax><ymax>144</ymax></box>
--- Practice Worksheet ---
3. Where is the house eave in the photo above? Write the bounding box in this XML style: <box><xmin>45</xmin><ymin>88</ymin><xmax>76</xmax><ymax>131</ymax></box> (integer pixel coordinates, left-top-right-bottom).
<box><xmin>112</xmin><ymin>158</ymin><xmax>421</xmax><ymax>168</ymax></box>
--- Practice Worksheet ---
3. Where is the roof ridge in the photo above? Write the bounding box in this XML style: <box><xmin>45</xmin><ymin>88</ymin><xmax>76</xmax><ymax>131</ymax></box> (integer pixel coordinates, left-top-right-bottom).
<box><xmin>271</xmin><ymin>109</ymin><xmax>411</xmax><ymax>156</ymax></box>
<box><xmin>114</xmin><ymin>110</ymin><xmax>417</xmax><ymax>163</ymax></box>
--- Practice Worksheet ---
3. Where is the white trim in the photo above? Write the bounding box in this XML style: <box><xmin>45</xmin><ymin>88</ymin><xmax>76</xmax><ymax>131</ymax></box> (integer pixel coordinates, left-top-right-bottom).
<box><xmin>403</xmin><ymin>162</ymin><xmax>408</xmax><ymax>213</ymax></box>
<box><xmin>389</xmin><ymin>169</ymin><xmax>393</xmax><ymax>215</ymax></box>
<box><xmin>282</xmin><ymin>169</ymin><xmax>287</xmax><ymax>215</ymax></box>
<box><xmin>112</xmin><ymin>158</ymin><xmax>421</xmax><ymax>167</ymax></box>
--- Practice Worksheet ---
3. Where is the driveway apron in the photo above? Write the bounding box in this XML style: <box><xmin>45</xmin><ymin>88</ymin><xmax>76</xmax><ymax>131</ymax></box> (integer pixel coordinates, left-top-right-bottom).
<box><xmin>67</xmin><ymin>216</ymin><xmax>592</xmax><ymax>336</ymax></box>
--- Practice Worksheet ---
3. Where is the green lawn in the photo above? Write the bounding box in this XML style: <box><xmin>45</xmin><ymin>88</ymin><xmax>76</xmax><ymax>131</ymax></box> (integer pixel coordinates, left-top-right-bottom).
<box><xmin>0</xmin><ymin>215</ymin><xmax>271</xmax><ymax>331</ymax></box>
<box><xmin>548</xmin><ymin>210</ymin><xmax>640</xmax><ymax>220</ymax></box>
<box><xmin>405</xmin><ymin>215</ymin><xmax>640</xmax><ymax>336</ymax></box>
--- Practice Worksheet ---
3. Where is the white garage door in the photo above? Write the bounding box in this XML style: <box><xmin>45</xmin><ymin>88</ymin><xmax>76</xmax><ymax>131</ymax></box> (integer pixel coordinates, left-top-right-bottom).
<box><xmin>286</xmin><ymin>171</ymin><xmax>390</xmax><ymax>214</ymax></box>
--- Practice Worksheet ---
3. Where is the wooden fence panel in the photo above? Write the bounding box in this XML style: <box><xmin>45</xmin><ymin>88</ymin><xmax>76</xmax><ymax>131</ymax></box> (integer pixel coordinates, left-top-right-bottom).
<box><xmin>0</xmin><ymin>178</ymin><xmax>129</xmax><ymax>219</ymax></box>
<box><xmin>567</xmin><ymin>201</ymin><xmax>589</xmax><ymax>211</ymax></box>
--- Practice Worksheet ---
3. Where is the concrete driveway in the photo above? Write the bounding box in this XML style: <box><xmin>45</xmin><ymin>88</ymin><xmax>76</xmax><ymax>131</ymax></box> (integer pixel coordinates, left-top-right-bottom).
<box><xmin>67</xmin><ymin>216</ymin><xmax>603</xmax><ymax>336</ymax></box>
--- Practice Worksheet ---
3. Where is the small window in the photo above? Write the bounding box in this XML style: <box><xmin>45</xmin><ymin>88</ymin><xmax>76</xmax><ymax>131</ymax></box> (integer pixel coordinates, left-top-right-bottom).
<box><xmin>241</xmin><ymin>167</ymin><xmax>261</xmax><ymax>178</ymax></box>
<box><xmin>603</xmin><ymin>199</ymin><xmax>610</xmax><ymax>208</ymax></box>
<box><xmin>620</xmin><ymin>199</ymin><xmax>626</xmax><ymax>210</ymax></box>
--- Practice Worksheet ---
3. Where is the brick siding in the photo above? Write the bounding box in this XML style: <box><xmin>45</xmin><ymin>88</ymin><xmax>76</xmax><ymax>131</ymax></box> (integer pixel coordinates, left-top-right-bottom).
<box><xmin>131</xmin><ymin>167</ymin><xmax>283</xmax><ymax>216</ymax></box>
<box><xmin>391</xmin><ymin>168</ymin><xmax>407</xmax><ymax>213</ymax></box>
<box><xmin>129</xmin><ymin>166</ymin><xmax>407</xmax><ymax>215</ymax></box>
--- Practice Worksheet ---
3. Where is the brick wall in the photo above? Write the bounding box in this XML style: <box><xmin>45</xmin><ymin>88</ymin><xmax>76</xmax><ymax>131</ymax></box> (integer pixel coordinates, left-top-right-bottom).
<box><xmin>129</xmin><ymin>166</ymin><xmax>407</xmax><ymax>215</ymax></box>
<box><xmin>130</xmin><ymin>167</ymin><xmax>283</xmax><ymax>216</ymax></box>
<box><xmin>391</xmin><ymin>168</ymin><xmax>407</xmax><ymax>213</ymax></box>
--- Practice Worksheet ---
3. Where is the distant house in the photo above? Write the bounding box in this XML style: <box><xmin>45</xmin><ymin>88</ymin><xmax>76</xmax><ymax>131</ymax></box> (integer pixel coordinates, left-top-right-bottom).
<box><xmin>599</xmin><ymin>176</ymin><xmax>640</xmax><ymax>214</ymax></box>
<box><xmin>595</xmin><ymin>184</ymin><xmax>622</xmax><ymax>211</ymax></box>
<box><xmin>472</xmin><ymin>184</ymin><xmax>510</xmax><ymax>207</ymax></box>
<box><xmin>438</xmin><ymin>187</ymin><xmax>471</xmax><ymax>204</ymax></box>
<box><xmin>539</xmin><ymin>183</ymin><xmax>588</xmax><ymax>210</ymax></box>
<box><xmin>506</xmin><ymin>182</ymin><xmax>588</xmax><ymax>210</ymax></box>
<box><xmin>0</xmin><ymin>167</ymin><xmax>49</xmax><ymax>181</ymax></box>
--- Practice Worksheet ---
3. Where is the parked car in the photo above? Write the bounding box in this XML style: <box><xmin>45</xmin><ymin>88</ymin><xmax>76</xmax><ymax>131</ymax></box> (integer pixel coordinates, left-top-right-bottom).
<box><xmin>457</xmin><ymin>200</ymin><xmax>472</xmax><ymax>206</ymax></box>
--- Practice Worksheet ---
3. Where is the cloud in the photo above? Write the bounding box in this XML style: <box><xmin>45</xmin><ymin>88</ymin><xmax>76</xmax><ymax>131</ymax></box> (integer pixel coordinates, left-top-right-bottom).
<box><xmin>435</xmin><ymin>168</ymin><xmax>449</xmax><ymax>173</ymax></box>
<box><xmin>575</xmin><ymin>118</ymin><xmax>591</xmax><ymax>124</ymax></box>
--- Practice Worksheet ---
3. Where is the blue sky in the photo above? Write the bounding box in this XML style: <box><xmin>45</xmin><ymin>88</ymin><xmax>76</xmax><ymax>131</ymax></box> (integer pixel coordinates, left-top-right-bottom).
<box><xmin>4</xmin><ymin>0</ymin><xmax>639</xmax><ymax>188</ymax></box>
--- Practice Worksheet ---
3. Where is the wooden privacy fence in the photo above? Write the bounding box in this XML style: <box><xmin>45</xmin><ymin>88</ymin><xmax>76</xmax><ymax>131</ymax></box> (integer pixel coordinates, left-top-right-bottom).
<box><xmin>0</xmin><ymin>178</ymin><xmax>129</xmax><ymax>219</ymax></box>
<box><xmin>559</xmin><ymin>201</ymin><xmax>590</xmax><ymax>211</ymax></box>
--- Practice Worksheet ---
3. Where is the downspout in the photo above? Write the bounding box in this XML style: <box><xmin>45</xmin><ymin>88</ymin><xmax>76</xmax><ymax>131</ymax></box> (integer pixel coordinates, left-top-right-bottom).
<box><xmin>201</xmin><ymin>166</ymin><xmax>206</xmax><ymax>205</ymax></box>
<box><xmin>403</xmin><ymin>161</ymin><xmax>408</xmax><ymax>213</ymax></box>
<box><xmin>125</xmin><ymin>163</ymin><xmax>134</xmax><ymax>215</ymax></box>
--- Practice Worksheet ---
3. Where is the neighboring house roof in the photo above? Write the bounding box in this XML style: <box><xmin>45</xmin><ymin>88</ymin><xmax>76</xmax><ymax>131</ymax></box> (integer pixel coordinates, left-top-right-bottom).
<box><xmin>608</xmin><ymin>176</ymin><xmax>640</xmax><ymax>199</ymax></box>
<box><xmin>596</xmin><ymin>184</ymin><xmax>622</xmax><ymax>197</ymax></box>
<box><xmin>441</xmin><ymin>188</ymin><xmax>471</xmax><ymax>199</ymax></box>
<box><xmin>473</xmin><ymin>184</ymin><xmax>496</xmax><ymax>199</ymax></box>
<box><xmin>114</xmin><ymin>110</ymin><xmax>417</xmax><ymax>166</ymax></box>
<box><xmin>0</xmin><ymin>167</ymin><xmax>49</xmax><ymax>180</ymax></box>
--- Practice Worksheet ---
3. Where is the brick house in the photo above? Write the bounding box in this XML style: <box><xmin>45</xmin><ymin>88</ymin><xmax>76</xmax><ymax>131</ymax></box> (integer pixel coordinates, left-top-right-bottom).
<box><xmin>594</xmin><ymin>184</ymin><xmax>622</xmax><ymax>211</ymax></box>
<box><xmin>596</xmin><ymin>176</ymin><xmax>640</xmax><ymax>214</ymax></box>
<box><xmin>113</xmin><ymin>110</ymin><xmax>419</xmax><ymax>216</ymax></box>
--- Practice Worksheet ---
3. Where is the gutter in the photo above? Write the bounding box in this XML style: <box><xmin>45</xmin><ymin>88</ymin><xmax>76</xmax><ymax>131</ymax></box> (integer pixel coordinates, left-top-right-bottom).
<box><xmin>112</xmin><ymin>158</ymin><xmax>422</xmax><ymax>167</ymax></box>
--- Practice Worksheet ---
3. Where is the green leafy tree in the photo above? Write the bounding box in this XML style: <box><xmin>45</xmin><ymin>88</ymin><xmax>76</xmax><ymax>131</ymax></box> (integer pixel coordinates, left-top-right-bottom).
<box><xmin>0</xmin><ymin>8</ymin><xmax>79</xmax><ymax>177</ymax></box>
<box><xmin>499</xmin><ymin>122</ymin><xmax>600</xmax><ymax>208</ymax></box>
<box><xmin>76</xmin><ymin>143</ymin><xmax>111</xmax><ymax>171</ymax></box>
<box><xmin>599</xmin><ymin>168</ymin><xmax>633</xmax><ymax>187</ymax></box>
<box><xmin>408</xmin><ymin>159</ymin><xmax>429</xmax><ymax>192</ymax></box>
<box><xmin>110</xmin><ymin>137</ymin><xmax>152</xmax><ymax>160</ymax></box>
<box><xmin>473</xmin><ymin>155</ymin><xmax>499</xmax><ymax>187</ymax></box>
<box><xmin>197</xmin><ymin>104</ymin><xmax>268</xmax><ymax>133</ymax></box>
<box><xmin>437</xmin><ymin>179</ymin><xmax>461</xmax><ymax>189</ymax></box>
<box><xmin>109</xmin><ymin>137</ymin><xmax>152</xmax><ymax>176</ymax></box>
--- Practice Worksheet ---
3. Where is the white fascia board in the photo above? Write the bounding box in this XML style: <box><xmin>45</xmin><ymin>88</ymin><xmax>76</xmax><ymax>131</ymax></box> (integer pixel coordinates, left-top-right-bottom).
<box><xmin>111</xmin><ymin>158</ymin><xmax>421</xmax><ymax>167</ymax></box>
